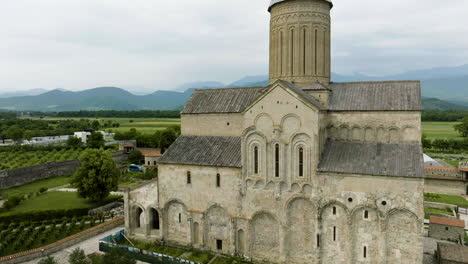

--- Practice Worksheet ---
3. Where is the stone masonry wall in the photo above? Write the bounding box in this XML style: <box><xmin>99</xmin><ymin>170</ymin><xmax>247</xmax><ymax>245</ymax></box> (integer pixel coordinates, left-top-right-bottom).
<box><xmin>429</xmin><ymin>223</ymin><xmax>465</xmax><ymax>243</ymax></box>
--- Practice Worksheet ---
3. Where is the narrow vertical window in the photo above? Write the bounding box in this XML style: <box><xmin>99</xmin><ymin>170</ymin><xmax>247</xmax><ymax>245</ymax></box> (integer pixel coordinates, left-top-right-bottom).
<box><xmin>216</xmin><ymin>173</ymin><xmax>221</xmax><ymax>188</ymax></box>
<box><xmin>279</xmin><ymin>31</ymin><xmax>283</xmax><ymax>75</ymax></box>
<box><xmin>299</xmin><ymin>148</ymin><xmax>304</xmax><ymax>177</ymax></box>
<box><xmin>254</xmin><ymin>146</ymin><xmax>259</xmax><ymax>174</ymax></box>
<box><xmin>364</xmin><ymin>246</ymin><xmax>367</xmax><ymax>258</ymax></box>
<box><xmin>187</xmin><ymin>171</ymin><xmax>191</xmax><ymax>184</ymax></box>
<box><xmin>179</xmin><ymin>213</ymin><xmax>181</xmax><ymax>223</ymax></box>
<box><xmin>317</xmin><ymin>234</ymin><xmax>320</xmax><ymax>248</ymax></box>
<box><xmin>290</xmin><ymin>28</ymin><xmax>294</xmax><ymax>74</ymax></box>
<box><xmin>333</xmin><ymin>226</ymin><xmax>336</xmax><ymax>241</ymax></box>
<box><xmin>275</xmin><ymin>144</ymin><xmax>280</xmax><ymax>177</ymax></box>
<box><xmin>333</xmin><ymin>206</ymin><xmax>336</xmax><ymax>215</ymax></box>
<box><xmin>314</xmin><ymin>29</ymin><xmax>318</xmax><ymax>75</ymax></box>
<box><xmin>303</xmin><ymin>28</ymin><xmax>306</xmax><ymax>75</ymax></box>
<box><xmin>364</xmin><ymin>210</ymin><xmax>369</xmax><ymax>219</ymax></box>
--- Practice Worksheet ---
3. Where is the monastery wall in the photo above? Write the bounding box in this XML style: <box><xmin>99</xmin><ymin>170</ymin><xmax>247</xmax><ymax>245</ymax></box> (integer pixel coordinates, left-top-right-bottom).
<box><xmin>326</xmin><ymin>111</ymin><xmax>421</xmax><ymax>143</ymax></box>
<box><xmin>181</xmin><ymin>113</ymin><xmax>244</xmax><ymax>137</ymax></box>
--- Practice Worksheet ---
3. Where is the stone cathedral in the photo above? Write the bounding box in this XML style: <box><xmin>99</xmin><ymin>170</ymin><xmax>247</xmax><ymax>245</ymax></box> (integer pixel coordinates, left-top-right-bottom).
<box><xmin>124</xmin><ymin>0</ymin><xmax>425</xmax><ymax>263</ymax></box>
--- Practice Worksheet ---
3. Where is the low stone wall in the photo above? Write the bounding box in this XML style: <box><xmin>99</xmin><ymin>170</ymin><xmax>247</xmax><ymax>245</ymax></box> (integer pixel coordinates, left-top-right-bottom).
<box><xmin>0</xmin><ymin>217</ymin><xmax>124</xmax><ymax>264</ymax></box>
<box><xmin>0</xmin><ymin>151</ymin><xmax>128</xmax><ymax>190</ymax></box>
<box><xmin>0</xmin><ymin>160</ymin><xmax>80</xmax><ymax>190</ymax></box>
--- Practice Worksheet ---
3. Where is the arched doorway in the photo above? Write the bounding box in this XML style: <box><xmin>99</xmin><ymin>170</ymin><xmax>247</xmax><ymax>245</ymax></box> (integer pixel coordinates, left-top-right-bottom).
<box><xmin>135</xmin><ymin>207</ymin><xmax>143</xmax><ymax>228</ymax></box>
<box><xmin>150</xmin><ymin>208</ymin><xmax>160</xmax><ymax>230</ymax></box>
<box><xmin>193</xmin><ymin>222</ymin><xmax>200</xmax><ymax>245</ymax></box>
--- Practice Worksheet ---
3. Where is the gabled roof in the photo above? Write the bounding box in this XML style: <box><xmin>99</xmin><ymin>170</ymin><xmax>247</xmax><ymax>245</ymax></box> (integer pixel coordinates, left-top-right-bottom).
<box><xmin>275</xmin><ymin>80</ymin><xmax>326</xmax><ymax>110</ymax></box>
<box><xmin>438</xmin><ymin>243</ymin><xmax>468</xmax><ymax>263</ymax></box>
<box><xmin>158</xmin><ymin>136</ymin><xmax>242</xmax><ymax>168</ymax></box>
<box><xmin>303</xmin><ymin>82</ymin><xmax>331</xmax><ymax>91</ymax></box>
<box><xmin>328</xmin><ymin>81</ymin><xmax>422</xmax><ymax>111</ymax></box>
<box><xmin>268</xmin><ymin>0</ymin><xmax>333</xmax><ymax>11</ymax></box>
<box><xmin>318</xmin><ymin>139</ymin><xmax>424</xmax><ymax>178</ymax></box>
<box><xmin>430</xmin><ymin>216</ymin><xmax>465</xmax><ymax>228</ymax></box>
<box><xmin>181</xmin><ymin>87</ymin><xmax>266</xmax><ymax>114</ymax></box>
<box><xmin>137</xmin><ymin>148</ymin><xmax>162</xmax><ymax>157</ymax></box>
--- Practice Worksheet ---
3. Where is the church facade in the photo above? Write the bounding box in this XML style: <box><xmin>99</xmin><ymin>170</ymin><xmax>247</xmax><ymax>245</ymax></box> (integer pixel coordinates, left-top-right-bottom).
<box><xmin>124</xmin><ymin>0</ymin><xmax>425</xmax><ymax>263</ymax></box>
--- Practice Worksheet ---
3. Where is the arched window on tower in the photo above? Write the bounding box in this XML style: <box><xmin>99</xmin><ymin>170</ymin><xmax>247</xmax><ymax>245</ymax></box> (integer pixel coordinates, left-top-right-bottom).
<box><xmin>275</xmin><ymin>144</ymin><xmax>280</xmax><ymax>178</ymax></box>
<box><xmin>299</xmin><ymin>147</ymin><xmax>304</xmax><ymax>177</ymax></box>
<box><xmin>254</xmin><ymin>146</ymin><xmax>259</xmax><ymax>174</ymax></box>
<box><xmin>290</xmin><ymin>28</ymin><xmax>295</xmax><ymax>75</ymax></box>
<box><xmin>302</xmin><ymin>28</ymin><xmax>307</xmax><ymax>75</ymax></box>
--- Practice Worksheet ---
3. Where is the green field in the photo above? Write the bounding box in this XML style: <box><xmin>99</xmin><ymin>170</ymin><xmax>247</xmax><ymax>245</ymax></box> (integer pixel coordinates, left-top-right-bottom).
<box><xmin>0</xmin><ymin>176</ymin><xmax>71</xmax><ymax>198</ymax></box>
<box><xmin>40</xmin><ymin>117</ymin><xmax>181</xmax><ymax>135</ymax></box>
<box><xmin>422</xmin><ymin>121</ymin><xmax>462</xmax><ymax>140</ymax></box>
<box><xmin>0</xmin><ymin>148</ymin><xmax>84</xmax><ymax>171</ymax></box>
<box><xmin>0</xmin><ymin>191</ymin><xmax>121</xmax><ymax>216</ymax></box>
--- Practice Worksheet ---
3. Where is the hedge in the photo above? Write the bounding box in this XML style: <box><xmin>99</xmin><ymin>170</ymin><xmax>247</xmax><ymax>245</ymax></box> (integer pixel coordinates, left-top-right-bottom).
<box><xmin>0</xmin><ymin>208</ymin><xmax>89</xmax><ymax>224</ymax></box>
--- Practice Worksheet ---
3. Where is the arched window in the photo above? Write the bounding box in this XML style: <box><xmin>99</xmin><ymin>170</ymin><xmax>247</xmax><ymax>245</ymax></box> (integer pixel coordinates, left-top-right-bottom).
<box><xmin>216</xmin><ymin>173</ymin><xmax>221</xmax><ymax>188</ymax></box>
<box><xmin>302</xmin><ymin>28</ymin><xmax>307</xmax><ymax>75</ymax></box>
<box><xmin>151</xmin><ymin>208</ymin><xmax>160</xmax><ymax>230</ymax></box>
<box><xmin>179</xmin><ymin>213</ymin><xmax>182</xmax><ymax>223</ymax></box>
<box><xmin>314</xmin><ymin>29</ymin><xmax>318</xmax><ymax>74</ymax></box>
<box><xmin>333</xmin><ymin>206</ymin><xmax>336</xmax><ymax>215</ymax></box>
<box><xmin>187</xmin><ymin>171</ymin><xmax>191</xmax><ymax>184</ymax></box>
<box><xmin>299</xmin><ymin>147</ymin><xmax>304</xmax><ymax>177</ymax></box>
<box><xmin>154</xmin><ymin>161</ymin><xmax>157</xmax><ymax>165</ymax></box>
<box><xmin>290</xmin><ymin>28</ymin><xmax>295</xmax><ymax>74</ymax></box>
<box><xmin>275</xmin><ymin>144</ymin><xmax>280</xmax><ymax>177</ymax></box>
<box><xmin>364</xmin><ymin>210</ymin><xmax>369</xmax><ymax>219</ymax></box>
<box><xmin>363</xmin><ymin>246</ymin><xmax>367</xmax><ymax>258</ymax></box>
<box><xmin>254</xmin><ymin>146</ymin><xmax>259</xmax><ymax>174</ymax></box>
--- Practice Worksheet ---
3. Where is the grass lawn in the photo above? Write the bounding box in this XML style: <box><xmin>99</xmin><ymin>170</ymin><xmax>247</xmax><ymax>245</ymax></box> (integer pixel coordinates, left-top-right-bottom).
<box><xmin>211</xmin><ymin>256</ymin><xmax>252</xmax><ymax>264</ymax></box>
<box><xmin>0</xmin><ymin>191</ymin><xmax>121</xmax><ymax>216</ymax></box>
<box><xmin>424</xmin><ymin>207</ymin><xmax>453</xmax><ymax>215</ymax></box>
<box><xmin>123</xmin><ymin>239</ymin><xmax>186</xmax><ymax>257</ymax></box>
<box><xmin>422</xmin><ymin>121</ymin><xmax>463</xmax><ymax>140</ymax></box>
<box><xmin>425</xmin><ymin>193</ymin><xmax>468</xmax><ymax>207</ymax></box>
<box><xmin>185</xmin><ymin>250</ymin><xmax>214</xmax><ymax>263</ymax></box>
<box><xmin>40</xmin><ymin>117</ymin><xmax>181</xmax><ymax>135</ymax></box>
<box><xmin>0</xmin><ymin>175</ymin><xmax>71</xmax><ymax>198</ymax></box>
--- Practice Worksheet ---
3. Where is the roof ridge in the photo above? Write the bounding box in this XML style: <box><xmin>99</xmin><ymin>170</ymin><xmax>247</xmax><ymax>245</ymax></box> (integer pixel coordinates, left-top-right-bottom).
<box><xmin>194</xmin><ymin>86</ymin><xmax>267</xmax><ymax>92</ymax></box>
<box><xmin>331</xmin><ymin>80</ymin><xmax>420</xmax><ymax>85</ymax></box>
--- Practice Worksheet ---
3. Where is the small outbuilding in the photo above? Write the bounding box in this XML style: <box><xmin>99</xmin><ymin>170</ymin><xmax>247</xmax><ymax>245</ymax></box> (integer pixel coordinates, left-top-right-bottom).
<box><xmin>429</xmin><ymin>216</ymin><xmax>465</xmax><ymax>244</ymax></box>
<box><xmin>138</xmin><ymin>148</ymin><xmax>162</xmax><ymax>168</ymax></box>
<box><xmin>118</xmin><ymin>140</ymin><xmax>137</xmax><ymax>154</ymax></box>
<box><xmin>437</xmin><ymin>242</ymin><xmax>468</xmax><ymax>264</ymax></box>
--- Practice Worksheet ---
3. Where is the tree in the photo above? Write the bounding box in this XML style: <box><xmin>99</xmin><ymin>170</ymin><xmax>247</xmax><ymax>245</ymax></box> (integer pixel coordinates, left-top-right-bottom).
<box><xmin>128</xmin><ymin>150</ymin><xmax>143</xmax><ymax>165</ymax></box>
<box><xmin>66</xmin><ymin>136</ymin><xmax>83</xmax><ymax>148</ymax></box>
<box><xmin>159</xmin><ymin>128</ymin><xmax>178</xmax><ymax>153</ymax></box>
<box><xmin>102</xmin><ymin>247</ymin><xmax>136</xmax><ymax>264</ymax></box>
<box><xmin>69</xmin><ymin>248</ymin><xmax>90</xmax><ymax>264</ymax></box>
<box><xmin>87</xmin><ymin>132</ymin><xmax>105</xmax><ymax>149</ymax></box>
<box><xmin>72</xmin><ymin>149</ymin><xmax>120</xmax><ymax>201</ymax></box>
<box><xmin>92</xmin><ymin>120</ymin><xmax>101</xmax><ymax>131</ymax></box>
<box><xmin>38</xmin><ymin>256</ymin><xmax>58</xmax><ymax>264</ymax></box>
<box><xmin>454</xmin><ymin>117</ymin><xmax>468</xmax><ymax>137</ymax></box>
<box><xmin>24</xmin><ymin>130</ymin><xmax>35</xmax><ymax>141</ymax></box>
<box><xmin>6</xmin><ymin>125</ymin><xmax>24</xmax><ymax>143</ymax></box>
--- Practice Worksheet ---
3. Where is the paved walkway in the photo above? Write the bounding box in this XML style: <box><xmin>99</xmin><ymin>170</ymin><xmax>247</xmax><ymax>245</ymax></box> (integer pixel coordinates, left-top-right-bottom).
<box><xmin>21</xmin><ymin>226</ymin><xmax>124</xmax><ymax>264</ymax></box>
<box><xmin>459</xmin><ymin>213</ymin><xmax>468</xmax><ymax>229</ymax></box>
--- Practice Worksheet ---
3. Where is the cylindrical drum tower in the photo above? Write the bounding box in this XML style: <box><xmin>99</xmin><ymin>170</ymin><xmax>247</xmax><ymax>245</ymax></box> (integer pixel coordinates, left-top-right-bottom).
<box><xmin>268</xmin><ymin>0</ymin><xmax>333</xmax><ymax>87</ymax></box>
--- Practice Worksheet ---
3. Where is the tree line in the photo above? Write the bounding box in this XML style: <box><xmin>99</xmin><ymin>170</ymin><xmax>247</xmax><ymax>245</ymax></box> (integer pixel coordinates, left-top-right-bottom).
<box><xmin>422</xmin><ymin>110</ymin><xmax>468</xmax><ymax>122</ymax></box>
<box><xmin>114</xmin><ymin>126</ymin><xmax>180</xmax><ymax>152</ymax></box>
<box><xmin>30</xmin><ymin>110</ymin><xmax>181</xmax><ymax>118</ymax></box>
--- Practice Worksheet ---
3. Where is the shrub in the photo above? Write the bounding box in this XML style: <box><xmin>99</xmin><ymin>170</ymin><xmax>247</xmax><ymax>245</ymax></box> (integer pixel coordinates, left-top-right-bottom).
<box><xmin>0</xmin><ymin>208</ymin><xmax>89</xmax><ymax>225</ymax></box>
<box><xmin>38</xmin><ymin>256</ymin><xmax>58</xmax><ymax>264</ymax></box>
<box><xmin>39</xmin><ymin>187</ymin><xmax>48</xmax><ymax>194</ymax></box>
<box><xmin>69</xmin><ymin>248</ymin><xmax>90</xmax><ymax>264</ymax></box>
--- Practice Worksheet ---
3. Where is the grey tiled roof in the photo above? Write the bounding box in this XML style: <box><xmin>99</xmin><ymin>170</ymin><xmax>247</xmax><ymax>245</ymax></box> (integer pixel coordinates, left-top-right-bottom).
<box><xmin>328</xmin><ymin>81</ymin><xmax>422</xmax><ymax>111</ymax></box>
<box><xmin>158</xmin><ymin>136</ymin><xmax>242</xmax><ymax>168</ymax></box>
<box><xmin>303</xmin><ymin>82</ymin><xmax>330</xmax><ymax>91</ymax></box>
<box><xmin>318</xmin><ymin>140</ymin><xmax>424</xmax><ymax>178</ymax></box>
<box><xmin>181</xmin><ymin>87</ymin><xmax>266</xmax><ymax>114</ymax></box>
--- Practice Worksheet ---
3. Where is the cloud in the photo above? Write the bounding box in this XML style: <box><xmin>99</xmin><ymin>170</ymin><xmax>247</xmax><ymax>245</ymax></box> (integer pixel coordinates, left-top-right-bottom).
<box><xmin>0</xmin><ymin>0</ymin><xmax>467</xmax><ymax>92</ymax></box>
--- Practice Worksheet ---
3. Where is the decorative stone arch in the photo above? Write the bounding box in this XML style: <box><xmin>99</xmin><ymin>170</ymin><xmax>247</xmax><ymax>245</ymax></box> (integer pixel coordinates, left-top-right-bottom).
<box><xmin>339</xmin><ymin>124</ymin><xmax>350</xmax><ymax>141</ymax></box>
<box><xmin>388</xmin><ymin>126</ymin><xmax>400</xmax><ymax>143</ymax></box>
<box><xmin>285</xmin><ymin>197</ymin><xmax>318</xmax><ymax>262</ymax></box>
<box><xmin>243</xmin><ymin>130</ymin><xmax>268</xmax><ymax>178</ymax></box>
<box><xmin>376</xmin><ymin>126</ymin><xmax>387</xmax><ymax>142</ymax></box>
<box><xmin>281</xmin><ymin>114</ymin><xmax>302</xmax><ymax>132</ymax></box>
<box><xmin>385</xmin><ymin>208</ymin><xmax>421</xmax><ymax>263</ymax></box>
<box><xmin>254</xmin><ymin>180</ymin><xmax>265</xmax><ymax>190</ymax></box>
<box><xmin>302</xmin><ymin>184</ymin><xmax>313</xmax><ymax>195</ymax></box>
<box><xmin>350</xmin><ymin>206</ymin><xmax>384</xmax><ymax>263</ymax></box>
<box><xmin>290</xmin><ymin>133</ymin><xmax>312</xmax><ymax>180</ymax></box>
<box><xmin>249</xmin><ymin>211</ymin><xmax>281</xmax><ymax>262</ymax></box>
<box><xmin>402</xmin><ymin>125</ymin><xmax>418</xmax><ymax>142</ymax></box>
<box><xmin>132</xmin><ymin>204</ymin><xmax>145</xmax><ymax>231</ymax></box>
<box><xmin>147</xmin><ymin>206</ymin><xmax>161</xmax><ymax>231</ymax></box>
<box><xmin>327</xmin><ymin>124</ymin><xmax>338</xmax><ymax>140</ymax></box>
<box><xmin>291</xmin><ymin>183</ymin><xmax>301</xmax><ymax>193</ymax></box>
<box><xmin>265</xmin><ymin>181</ymin><xmax>275</xmax><ymax>190</ymax></box>
<box><xmin>351</xmin><ymin>125</ymin><xmax>363</xmax><ymax>141</ymax></box>
<box><xmin>319</xmin><ymin>201</ymin><xmax>352</xmax><ymax>263</ymax></box>
<box><xmin>163</xmin><ymin>199</ymin><xmax>190</xmax><ymax>245</ymax></box>
<box><xmin>204</xmin><ymin>204</ymin><xmax>232</xmax><ymax>252</ymax></box>
<box><xmin>363</xmin><ymin>126</ymin><xmax>375</xmax><ymax>142</ymax></box>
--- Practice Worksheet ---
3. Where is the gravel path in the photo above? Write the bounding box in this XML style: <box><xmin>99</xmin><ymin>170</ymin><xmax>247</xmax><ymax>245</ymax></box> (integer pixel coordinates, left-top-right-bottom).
<box><xmin>21</xmin><ymin>226</ymin><xmax>124</xmax><ymax>264</ymax></box>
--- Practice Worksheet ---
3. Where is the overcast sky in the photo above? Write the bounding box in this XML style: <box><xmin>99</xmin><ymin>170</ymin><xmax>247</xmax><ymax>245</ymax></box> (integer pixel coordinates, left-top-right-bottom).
<box><xmin>1</xmin><ymin>0</ymin><xmax>467</xmax><ymax>93</ymax></box>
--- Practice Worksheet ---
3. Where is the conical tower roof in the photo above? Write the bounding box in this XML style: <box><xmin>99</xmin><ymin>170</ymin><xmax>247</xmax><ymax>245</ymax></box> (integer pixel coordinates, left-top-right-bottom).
<box><xmin>268</xmin><ymin>0</ymin><xmax>333</xmax><ymax>12</ymax></box>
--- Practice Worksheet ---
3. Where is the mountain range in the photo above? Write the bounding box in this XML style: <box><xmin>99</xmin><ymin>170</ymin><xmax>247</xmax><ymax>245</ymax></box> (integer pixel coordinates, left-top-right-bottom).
<box><xmin>1</xmin><ymin>64</ymin><xmax>468</xmax><ymax>111</ymax></box>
